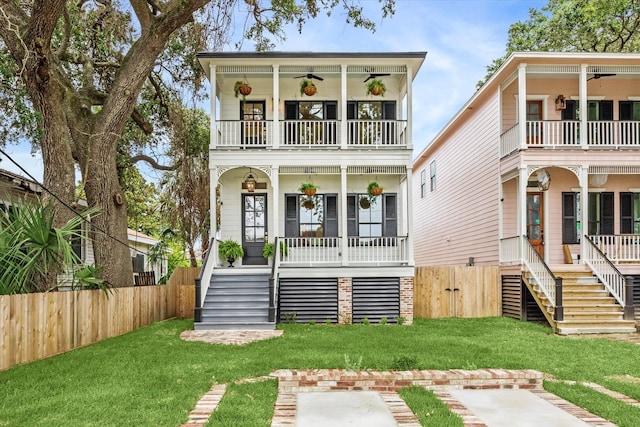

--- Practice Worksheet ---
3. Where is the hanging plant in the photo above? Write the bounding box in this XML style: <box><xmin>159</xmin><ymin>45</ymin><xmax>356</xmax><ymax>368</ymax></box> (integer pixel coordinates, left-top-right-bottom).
<box><xmin>234</xmin><ymin>79</ymin><xmax>252</xmax><ymax>103</ymax></box>
<box><xmin>300</xmin><ymin>79</ymin><xmax>317</xmax><ymax>96</ymax></box>
<box><xmin>359</xmin><ymin>196</ymin><xmax>371</xmax><ymax>209</ymax></box>
<box><xmin>366</xmin><ymin>79</ymin><xmax>386</xmax><ymax>97</ymax></box>
<box><xmin>298</xmin><ymin>182</ymin><xmax>318</xmax><ymax>197</ymax></box>
<box><xmin>367</xmin><ymin>182</ymin><xmax>383</xmax><ymax>197</ymax></box>
<box><xmin>302</xmin><ymin>198</ymin><xmax>316</xmax><ymax>210</ymax></box>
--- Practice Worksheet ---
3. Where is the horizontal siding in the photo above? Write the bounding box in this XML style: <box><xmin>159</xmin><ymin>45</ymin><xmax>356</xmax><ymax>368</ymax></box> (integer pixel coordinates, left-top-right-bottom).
<box><xmin>501</xmin><ymin>275</ymin><xmax>522</xmax><ymax>320</ymax></box>
<box><xmin>414</xmin><ymin>92</ymin><xmax>501</xmax><ymax>266</ymax></box>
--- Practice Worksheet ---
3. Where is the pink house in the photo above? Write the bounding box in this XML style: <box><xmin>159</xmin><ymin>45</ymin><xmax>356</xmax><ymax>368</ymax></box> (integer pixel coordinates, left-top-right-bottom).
<box><xmin>413</xmin><ymin>52</ymin><xmax>640</xmax><ymax>334</ymax></box>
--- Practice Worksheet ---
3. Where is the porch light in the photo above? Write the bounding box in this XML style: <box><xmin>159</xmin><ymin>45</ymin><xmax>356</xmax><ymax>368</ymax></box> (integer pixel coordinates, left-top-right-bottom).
<box><xmin>244</xmin><ymin>169</ymin><xmax>257</xmax><ymax>192</ymax></box>
<box><xmin>536</xmin><ymin>169</ymin><xmax>551</xmax><ymax>191</ymax></box>
<box><xmin>555</xmin><ymin>95</ymin><xmax>566</xmax><ymax>110</ymax></box>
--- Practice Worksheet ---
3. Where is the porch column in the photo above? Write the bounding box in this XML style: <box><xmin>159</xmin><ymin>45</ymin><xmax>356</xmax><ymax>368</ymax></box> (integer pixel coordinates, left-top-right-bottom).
<box><xmin>580</xmin><ymin>64</ymin><xmax>588</xmax><ymax>150</ymax></box>
<box><xmin>340</xmin><ymin>64</ymin><xmax>348</xmax><ymax>149</ymax></box>
<box><xmin>272</xmin><ymin>65</ymin><xmax>280</xmax><ymax>149</ymax></box>
<box><xmin>341</xmin><ymin>165</ymin><xmax>349</xmax><ymax>265</ymax></box>
<box><xmin>406</xmin><ymin>166</ymin><xmax>414</xmax><ymax>265</ymax></box>
<box><xmin>271</xmin><ymin>166</ymin><xmax>279</xmax><ymax>241</ymax></box>
<box><xmin>210</xmin><ymin>166</ymin><xmax>219</xmax><ymax>256</ymax></box>
<box><xmin>518</xmin><ymin>64</ymin><xmax>527</xmax><ymax>151</ymax></box>
<box><xmin>209</xmin><ymin>64</ymin><xmax>217</xmax><ymax>149</ymax></box>
<box><xmin>406</xmin><ymin>66</ymin><xmax>413</xmax><ymax>150</ymax></box>
<box><xmin>579</xmin><ymin>165</ymin><xmax>589</xmax><ymax>263</ymax></box>
<box><xmin>518</xmin><ymin>167</ymin><xmax>528</xmax><ymax>239</ymax></box>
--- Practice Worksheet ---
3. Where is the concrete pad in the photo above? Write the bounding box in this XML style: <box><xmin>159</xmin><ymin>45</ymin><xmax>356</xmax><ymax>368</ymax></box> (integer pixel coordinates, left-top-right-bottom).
<box><xmin>449</xmin><ymin>389</ymin><xmax>590</xmax><ymax>427</ymax></box>
<box><xmin>296</xmin><ymin>391</ymin><xmax>398</xmax><ymax>427</ymax></box>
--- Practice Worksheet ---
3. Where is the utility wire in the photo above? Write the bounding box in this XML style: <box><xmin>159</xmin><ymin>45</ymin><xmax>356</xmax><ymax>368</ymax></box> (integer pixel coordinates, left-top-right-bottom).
<box><xmin>0</xmin><ymin>148</ymin><xmax>147</xmax><ymax>255</ymax></box>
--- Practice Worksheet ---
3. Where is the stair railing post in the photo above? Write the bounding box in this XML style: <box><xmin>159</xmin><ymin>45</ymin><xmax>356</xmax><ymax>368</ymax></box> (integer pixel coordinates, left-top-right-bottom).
<box><xmin>268</xmin><ymin>277</ymin><xmax>276</xmax><ymax>323</ymax></box>
<box><xmin>194</xmin><ymin>277</ymin><xmax>202</xmax><ymax>322</ymax></box>
<box><xmin>554</xmin><ymin>277</ymin><xmax>563</xmax><ymax>322</ymax></box>
<box><xmin>624</xmin><ymin>276</ymin><xmax>635</xmax><ymax>321</ymax></box>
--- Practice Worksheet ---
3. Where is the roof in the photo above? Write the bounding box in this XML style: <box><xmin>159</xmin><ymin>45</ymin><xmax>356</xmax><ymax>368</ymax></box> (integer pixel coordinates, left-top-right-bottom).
<box><xmin>127</xmin><ymin>229</ymin><xmax>160</xmax><ymax>246</ymax></box>
<box><xmin>0</xmin><ymin>168</ymin><xmax>42</xmax><ymax>194</ymax></box>
<box><xmin>413</xmin><ymin>51</ymin><xmax>640</xmax><ymax>166</ymax></box>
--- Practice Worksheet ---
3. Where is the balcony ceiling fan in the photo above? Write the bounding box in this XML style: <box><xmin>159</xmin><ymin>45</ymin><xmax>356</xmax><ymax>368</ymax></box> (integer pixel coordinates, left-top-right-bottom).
<box><xmin>588</xmin><ymin>73</ymin><xmax>616</xmax><ymax>81</ymax></box>
<box><xmin>364</xmin><ymin>72</ymin><xmax>390</xmax><ymax>82</ymax></box>
<box><xmin>295</xmin><ymin>73</ymin><xmax>324</xmax><ymax>81</ymax></box>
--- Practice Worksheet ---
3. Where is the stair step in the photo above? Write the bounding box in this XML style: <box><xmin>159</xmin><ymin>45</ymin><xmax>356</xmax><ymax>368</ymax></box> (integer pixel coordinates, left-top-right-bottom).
<box><xmin>563</xmin><ymin>304</ymin><xmax>622</xmax><ymax>311</ymax></box>
<box><xmin>563</xmin><ymin>312</ymin><xmax>624</xmax><ymax>320</ymax></box>
<box><xmin>556</xmin><ymin>319</ymin><xmax>637</xmax><ymax>335</ymax></box>
<box><xmin>194</xmin><ymin>321</ymin><xmax>275</xmax><ymax>331</ymax></box>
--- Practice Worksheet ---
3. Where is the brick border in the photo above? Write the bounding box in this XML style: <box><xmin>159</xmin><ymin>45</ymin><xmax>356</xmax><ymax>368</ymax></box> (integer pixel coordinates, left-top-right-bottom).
<box><xmin>180</xmin><ymin>383</ymin><xmax>226</xmax><ymax>426</ymax></box>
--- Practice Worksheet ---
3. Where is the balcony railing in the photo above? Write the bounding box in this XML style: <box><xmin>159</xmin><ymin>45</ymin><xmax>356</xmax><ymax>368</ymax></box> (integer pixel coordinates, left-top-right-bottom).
<box><xmin>278</xmin><ymin>236</ymin><xmax>408</xmax><ymax>265</ymax></box>
<box><xmin>500</xmin><ymin>120</ymin><xmax>640</xmax><ymax>157</ymax></box>
<box><xmin>214</xmin><ymin>120</ymin><xmax>407</xmax><ymax>148</ymax></box>
<box><xmin>587</xmin><ymin>234</ymin><xmax>640</xmax><ymax>264</ymax></box>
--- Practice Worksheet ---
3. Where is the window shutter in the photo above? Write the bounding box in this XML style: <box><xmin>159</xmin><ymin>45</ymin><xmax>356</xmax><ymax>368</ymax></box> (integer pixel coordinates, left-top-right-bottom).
<box><xmin>621</xmin><ymin>192</ymin><xmax>633</xmax><ymax>234</ymax></box>
<box><xmin>383</xmin><ymin>194</ymin><xmax>397</xmax><ymax>237</ymax></box>
<box><xmin>324</xmin><ymin>101</ymin><xmax>338</xmax><ymax>144</ymax></box>
<box><xmin>602</xmin><ymin>192</ymin><xmax>614</xmax><ymax>235</ymax></box>
<box><xmin>285</xmin><ymin>101</ymin><xmax>298</xmax><ymax>119</ymax></box>
<box><xmin>347</xmin><ymin>195</ymin><xmax>357</xmax><ymax>236</ymax></box>
<box><xmin>620</xmin><ymin>101</ymin><xmax>633</xmax><ymax>121</ymax></box>
<box><xmin>285</xmin><ymin>194</ymin><xmax>299</xmax><ymax>237</ymax></box>
<box><xmin>347</xmin><ymin>101</ymin><xmax>356</xmax><ymax>120</ymax></box>
<box><xmin>600</xmin><ymin>101</ymin><xmax>613</xmax><ymax>121</ymax></box>
<box><xmin>324</xmin><ymin>101</ymin><xmax>337</xmax><ymax>120</ymax></box>
<box><xmin>324</xmin><ymin>194</ymin><xmax>338</xmax><ymax>237</ymax></box>
<box><xmin>381</xmin><ymin>101</ymin><xmax>396</xmax><ymax>145</ymax></box>
<box><xmin>284</xmin><ymin>102</ymin><xmax>298</xmax><ymax>144</ymax></box>
<box><xmin>562</xmin><ymin>192</ymin><xmax>577</xmax><ymax>244</ymax></box>
<box><xmin>562</xmin><ymin>101</ymin><xmax>577</xmax><ymax>120</ymax></box>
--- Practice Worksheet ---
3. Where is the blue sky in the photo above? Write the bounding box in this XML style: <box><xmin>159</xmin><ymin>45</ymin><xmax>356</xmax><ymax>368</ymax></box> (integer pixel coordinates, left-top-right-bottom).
<box><xmin>1</xmin><ymin>0</ymin><xmax>546</xmax><ymax>182</ymax></box>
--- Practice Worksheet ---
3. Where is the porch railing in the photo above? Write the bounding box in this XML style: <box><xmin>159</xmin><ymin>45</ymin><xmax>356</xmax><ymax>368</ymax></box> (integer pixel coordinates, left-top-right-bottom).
<box><xmin>584</xmin><ymin>235</ymin><xmax>626</xmax><ymax>307</ymax></box>
<box><xmin>499</xmin><ymin>236</ymin><xmax>522</xmax><ymax>264</ymax></box>
<box><xmin>280</xmin><ymin>120</ymin><xmax>339</xmax><ymax>146</ymax></box>
<box><xmin>500</xmin><ymin>120</ymin><xmax>640</xmax><ymax>157</ymax></box>
<box><xmin>347</xmin><ymin>120</ymin><xmax>407</xmax><ymax>147</ymax></box>
<box><xmin>522</xmin><ymin>237</ymin><xmax>558</xmax><ymax>309</ymax></box>
<box><xmin>347</xmin><ymin>236</ymin><xmax>408</xmax><ymax>264</ymax></box>
<box><xmin>194</xmin><ymin>238</ymin><xmax>215</xmax><ymax>320</ymax></box>
<box><xmin>216</xmin><ymin>120</ymin><xmax>272</xmax><ymax>147</ymax></box>
<box><xmin>280</xmin><ymin>237</ymin><xmax>341</xmax><ymax>264</ymax></box>
<box><xmin>588</xmin><ymin>234</ymin><xmax>640</xmax><ymax>263</ymax></box>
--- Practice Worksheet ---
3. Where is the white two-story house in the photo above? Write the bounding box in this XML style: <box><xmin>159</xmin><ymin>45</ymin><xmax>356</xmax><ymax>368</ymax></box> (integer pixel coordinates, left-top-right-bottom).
<box><xmin>195</xmin><ymin>51</ymin><xmax>426</xmax><ymax>330</ymax></box>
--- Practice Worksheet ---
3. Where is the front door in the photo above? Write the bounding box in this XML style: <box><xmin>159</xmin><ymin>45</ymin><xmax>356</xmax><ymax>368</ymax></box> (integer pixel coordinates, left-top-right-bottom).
<box><xmin>242</xmin><ymin>194</ymin><xmax>268</xmax><ymax>265</ymax></box>
<box><xmin>527</xmin><ymin>192</ymin><xmax>544</xmax><ymax>257</ymax></box>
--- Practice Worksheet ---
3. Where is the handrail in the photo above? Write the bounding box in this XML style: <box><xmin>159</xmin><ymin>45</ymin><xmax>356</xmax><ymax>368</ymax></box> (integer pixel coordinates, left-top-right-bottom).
<box><xmin>522</xmin><ymin>238</ymin><xmax>558</xmax><ymax>308</ymax></box>
<box><xmin>195</xmin><ymin>238</ymin><xmax>216</xmax><ymax>320</ymax></box>
<box><xmin>269</xmin><ymin>237</ymin><xmax>281</xmax><ymax>323</ymax></box>
<box><xmin>584</xmin><ymin>235</ymin><xmax>626</xmax><ymax>307</ymax></box>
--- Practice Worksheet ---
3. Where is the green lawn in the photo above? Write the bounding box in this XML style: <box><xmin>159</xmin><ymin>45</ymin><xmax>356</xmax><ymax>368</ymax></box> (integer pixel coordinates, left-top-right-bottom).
<box><xmin>0</xmin><ymin>317</ymin><xmax>639</xmax><ymax>426</ymax></box>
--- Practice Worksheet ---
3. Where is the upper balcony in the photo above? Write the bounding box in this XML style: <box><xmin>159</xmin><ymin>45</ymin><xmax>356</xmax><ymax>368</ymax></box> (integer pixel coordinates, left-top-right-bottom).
<box><xmin>196</xmin><ymin>52</ymin><xmax>427</xmax><ymax>152</ymax></box>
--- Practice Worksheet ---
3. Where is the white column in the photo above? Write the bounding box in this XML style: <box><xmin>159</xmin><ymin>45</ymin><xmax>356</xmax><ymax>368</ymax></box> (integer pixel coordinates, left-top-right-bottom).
<box><xmin>272</xmin><ymin>65</ymin><xmax>280</xmax><ymax>149</ymax></box>
<box><xmin>405</xmin><ymin>166</ymin><xmax>414</xmax><ymax>265</ymax></box>
<box><xmin>341</xmin><ymin>165</ymin><xmax>349</xmax><ymax>265</ymax></box>
<box><xmin>341</xmin><ymin>64</ymin><xmax>348</xmax><ymax>150</ymax></box>
<box><xmin>518</xmin><ymin>167</ymin><xmax>528</xmax><ymax>238</ymax></box>
<box><xmin>579</xmin><ymin>166</ymin><xmax>589</xmax><ymax>263</ymax></box>
<box><xmin>210</xmin><ymin>166</ymin><xmax>219</xmax><ymax>253</ymax></box>
<box><xmin>518</xmin><ymin>64</ymin><xmax>527</xmax><ymax>151</ymax></box>
<box><xmin>209</xmin><ymin>64</ymin><xmax>217</xmax><ymax>149</ymax></box>
<box><xmin>580</xmin><ymin>64</ymin><xmax>588</xmax><ymax>150</ymax></box>
<box><xmin>271</xmin><ymin>166</ymin><xmax>279</xmax><ymax>241</ymax></box>
<box><xmin>406</xmin><ymin>66</ymin><xmax>413</xmax><ymax>150</ymax></box>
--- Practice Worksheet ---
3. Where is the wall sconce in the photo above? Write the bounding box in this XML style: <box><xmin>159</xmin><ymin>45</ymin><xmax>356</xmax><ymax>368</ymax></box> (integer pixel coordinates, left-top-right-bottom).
<box><xmin>537</xmin><ymin>169</ymin><xmax>551</xmax><ymax>191</ymax></box>
<box><xmin>555</xmin><ymin>94</ymin><xmax>566</xmax><ymax>110</ymax></box>
<box><xmin>243</xmin><ymin>168</ymin><xmax>257</xmax><ymax>192</ymax></box>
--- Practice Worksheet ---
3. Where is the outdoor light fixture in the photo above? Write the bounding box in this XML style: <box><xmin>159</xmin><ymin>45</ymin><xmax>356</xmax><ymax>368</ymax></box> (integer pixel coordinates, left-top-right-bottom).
<box><xmin>555</xmin><ymin>94</ymin><xmax>566</xmax><ymax>110</ymax></box>
<box><xmin>244</xmin><ymin>168</ymin><xmax>257</xmax><ymax>192</ymax></box>
<box><xmin>537</xmin><ymin>169</ymin><xmax>551</xmax><ymax>191</ymax></box>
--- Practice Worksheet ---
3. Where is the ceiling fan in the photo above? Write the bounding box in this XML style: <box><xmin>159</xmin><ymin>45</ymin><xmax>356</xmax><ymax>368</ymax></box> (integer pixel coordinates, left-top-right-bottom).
<box><xmin>587</xmin><ymin>73</ymin><xmax>616</xmax><ymax>81</ymax></box>
<box><xmin>295</xmin><ymin>73</ymin><xmax>324</xmax><ymax>81</ymax></box>
<box><xmin>364</xmin><ymin>72</ymin><xmax>390</xmax><ymax>82</ymax></box>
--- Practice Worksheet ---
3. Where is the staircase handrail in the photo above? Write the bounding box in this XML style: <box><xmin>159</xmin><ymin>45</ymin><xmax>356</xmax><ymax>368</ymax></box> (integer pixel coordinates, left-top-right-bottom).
<box><xmin>196</xmin><ymin>238</ymin><xmax>216</xmax><ymax>312</ymax></box>
<box><xmin>584</xmin><ymin>235</ymin><xmax>626</xmax><ymax>307</ymax></box>
<box><xmin>269</xmin><ymin>237</ymin><xmax>281</xmax><ymax>323</ymax></box>
<box><xmin>522</xmin><ymin>238</ymin><xmax>558</xmax><ymax>306</ymax></box>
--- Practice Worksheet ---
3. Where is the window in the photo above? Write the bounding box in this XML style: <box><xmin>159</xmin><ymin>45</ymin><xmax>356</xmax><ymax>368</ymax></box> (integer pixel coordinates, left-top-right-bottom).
<box><xmin>420</xmin><ymin>169</ymin><xmax>426</xmax><ymax>198</ymax></box>
<box><xmin>562</xmin><ymin>192</ymin><xmax>581</xmax><ymax>244</ymax></box>
<box><xmin>588</xmin><ymin>192</ymin><xmax>614</xmax><ymax>235</ymax></box>
<box><xmin>347</xmin><ymin>101</ymin><xmax>396</xmax><ymax>145</ymax></box>
<box><xmin>619</xmin><ymin>101</ymin><xmax>640</xmax><ymax>144</ymax></box>
<box><xmin>620</xmin><ymin>192</ymin><xmax>640</xmax><ymax>234</ymax></box>
<box><xmin>285</xmin><ymin>194</ymin><xmax>338</xmax><ymax>237</ymax></box>
<box><xmin>430</xmin><ymin>160</ymin><xmax>436</xmax><ymax>192</ymax></box>
<box><xmin>347</xmin><ymin>194</ymin><xmax>397</xmax><ymax>238</ymax></box>
<box><xmin>284</xmin><ymin>101</ymin><xmax>337</xmax><ymax>144</ymax></box>
<box><xmin>240</xmin><ymin>100</ymin><xmax>266</xmax><ymax>146</ymax></box>
<box><xmin>71</xmin><ymin>223</ymin><xmax>83</xmax><ymax>259</ymax></box>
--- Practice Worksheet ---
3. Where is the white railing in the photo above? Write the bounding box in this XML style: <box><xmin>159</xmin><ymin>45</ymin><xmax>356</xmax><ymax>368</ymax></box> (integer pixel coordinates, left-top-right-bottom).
<box><xmin>347</xmin><ymin>236</ymin><xmax>408</xmax><ymax>264</ymax></box>
<box><xmin>522</xmin><ymin>238</ymin><xmax>556</xmax><ymax>306</ymax></box>
<box><xmin>216</xmin><ymin>120</ymin><xmax>272</xmax><ymax>147</ymax></box>
<box><xmin>499</xmin><ymin>236</ymin><xmax>522</xmax><ymax>264</ymax></box>
<box><xmin>500</xmin><ymin>124</ymin><xmax>520</xmax><ymax>157</ymax></box>
<box><xmin>587</xmin><ymin>121</ymin><xmax>640</xmax><ymax>148</ymax></box>
<box><xmin>524</xmin><ymin>120</ymin><xmax>581</xmax><ymax>147</ymax></box>
<box><xmin>280</xmin><ymin>237</ymin><xmax>341</xmax><ymax>264</ymax></box>
<box><xmin>347</xmin><ymin>120</ymin><xmax>407</xmax><ymax>147</ymax></box>
<box><xmin>587</xmin><ymin>234</ymin><xmax>640</xmax><ymax>263</ymax></box>
<box><xmin>197</xmin><ymin>239</ymin><xmax>216</xmax><ymax>309</ymax></box>
<box><xmin>584</xmin><ymin>236</ymin><xmax>626</xmax><ymax>307</ymax></box>
<box><xmin>280</xmin><ymin>120</ymin><xmax>339</xmax><ymax>146</ymax></box>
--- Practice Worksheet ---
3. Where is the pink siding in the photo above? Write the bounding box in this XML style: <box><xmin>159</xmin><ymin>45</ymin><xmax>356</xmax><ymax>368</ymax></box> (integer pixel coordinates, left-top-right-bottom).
<box><xmin>501</xmin><ymin>179</ymin><xmax>517</xmax><ymax>237</ymax></box>
<box><xmin>413</xmin><ymin>92</ymin><xmax>501</xmax><ymax>266</ymax></box>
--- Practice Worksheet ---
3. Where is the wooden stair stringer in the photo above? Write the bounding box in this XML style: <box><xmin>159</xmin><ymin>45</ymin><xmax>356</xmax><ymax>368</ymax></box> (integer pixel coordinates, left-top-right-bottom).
<box><xmin>521</xmin><ymin>274</ymin><xmax>556</xmax><ymax>330</ymax></box>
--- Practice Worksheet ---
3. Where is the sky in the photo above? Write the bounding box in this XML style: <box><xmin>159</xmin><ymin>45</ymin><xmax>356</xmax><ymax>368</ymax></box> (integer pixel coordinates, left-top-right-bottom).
<box><xmin>0</xmin><ymin>0</ymin><xmax>547</xmax><ymax>183</ymax></box>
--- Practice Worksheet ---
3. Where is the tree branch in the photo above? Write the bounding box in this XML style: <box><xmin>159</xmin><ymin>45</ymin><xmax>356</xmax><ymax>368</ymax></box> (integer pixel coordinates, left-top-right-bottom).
<box><xmin>55</xmin><ymin>5</ymin><xmax>71</xmax><ymax>59</ymax></box>
<box><xmin>131</xmin><ymin>0</ymin><xmax>153</xmax><ymax>34</ymax></box>
<box><xmin>130</xmin><ymin>154</ymin><xmax>179</xmax><ymax>171</ymax></box>
<box><xmin>131</xmin><ymin>108</ymin><xmax>153</xmax><ymax>135</ymax></box>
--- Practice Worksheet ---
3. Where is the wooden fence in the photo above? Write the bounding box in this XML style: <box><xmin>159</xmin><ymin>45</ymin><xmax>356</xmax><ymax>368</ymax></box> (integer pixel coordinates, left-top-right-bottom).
<box><xmin>0</xmin><ymin>267</ymin><xmax>199</xmax><ymax>372</ymax></box>
<box><xmin>414</xmin><ymin>266</ymin><xmax>501</xmax><ymax>318</ymax></box>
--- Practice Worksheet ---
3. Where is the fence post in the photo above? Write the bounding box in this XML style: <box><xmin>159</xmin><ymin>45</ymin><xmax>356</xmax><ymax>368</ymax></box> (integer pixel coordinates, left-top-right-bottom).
<box><xmin>554</xmin><ymin>277</ymin><xmax>564</xmax><ymax>322</ymax></box>
<box><xmin>194</xmin><ymin>277</ymin><xmax>202</xmax><ymax>322</ymax></box>
<box><xmin>624</xmin><ymin>276</ymin><xmax>635</xmax><ymax>321</ymax></box>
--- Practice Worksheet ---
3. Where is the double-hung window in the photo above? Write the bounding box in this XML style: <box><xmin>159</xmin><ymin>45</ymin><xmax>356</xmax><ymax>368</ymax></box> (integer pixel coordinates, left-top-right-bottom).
<box><xmin>621</xmin><ymin>192</ymin><xmax>640</xmax><ymax>234</ymax></box>
<box><xmin>420</xmin><ymin>169</ymin><xmax>426</xmax><ymax>198</ymax></box>
<box><xmin>285</xmin><ymin>193</ymin><xmax>338</xmax><ymax>238</ymax></box>
<box><xmin>588</xmin><ymin>192</ymin><xmax>614</xmax><ymax>235</ymax></box>
<box><xmin>347</xmin><ymin>194</ymin><xmax>397</xmax><ymax>241</ymax></box>
<box><xmin>347</xmin><ymin>101</ymin><xmax>396</xmax><ymax>145</ymax></box>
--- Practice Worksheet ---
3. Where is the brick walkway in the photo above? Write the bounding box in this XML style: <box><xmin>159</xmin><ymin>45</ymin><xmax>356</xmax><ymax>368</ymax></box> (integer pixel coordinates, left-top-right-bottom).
<box><xmin>180</xmin><ymin>329</ymin><xmax>283</xmax><ymax>345</ymax></box>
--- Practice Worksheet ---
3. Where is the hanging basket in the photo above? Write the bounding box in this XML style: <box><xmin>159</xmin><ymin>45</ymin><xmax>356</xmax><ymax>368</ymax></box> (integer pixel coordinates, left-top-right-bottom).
<box><xmin>359</xmin><ymin>197</ymin><xmax>371</xmax><ymax>209</ymax></box>
<box><xmin>370</xmin><ymin>86</ymin><xmax>384</xmax><ymax>96</ymax></box>
<box><xmin>303</xmin><ymin>199</ymin><xmax>315</xmax><ymax>210</ymax></box>
<box><xmin>303</xmin><ymin>85</ymin><xmax>317</xmax><ymax>96</ymax></box>
<box><xmin>368</xmin><ymin>185</ymin><xmax>383</xmax><ymax>197</ymax></box>
<box><xmin>238</xmin><ymin>84</ymin><xmax>252</xmax><ymax>96</ymax></box>
<box><xmin>303</xmin><ymin>187</ymin><xmax>317</xmax><ymax>197</ymax></box>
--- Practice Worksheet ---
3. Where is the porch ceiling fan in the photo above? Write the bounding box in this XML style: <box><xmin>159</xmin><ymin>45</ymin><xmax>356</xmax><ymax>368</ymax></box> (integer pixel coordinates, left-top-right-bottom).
<box><xmin>587</xmin><ymin>73</ymin><xmax>616</xmax><ymax>81</ymax></box>
<box><xmin>363</xmin><ymin>72</ymin><xmax>390</xmax><ymax>82</ymax></box>
<box><xmin>295</xmin><ymin>73</ymin><xmax>324</xmax><ymax>81</ymax></box>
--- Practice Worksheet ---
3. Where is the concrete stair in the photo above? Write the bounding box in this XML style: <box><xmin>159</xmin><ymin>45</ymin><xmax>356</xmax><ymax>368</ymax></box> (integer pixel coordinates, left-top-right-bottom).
<box><xmin>524</xmin><ymin>267</ymin><xmax>636</xmax><ymax>335</ymax></box>
<box><xmin>195</xmin><ymin>270</ymin><xmax>275</xmax><ymax>331</ymax></box>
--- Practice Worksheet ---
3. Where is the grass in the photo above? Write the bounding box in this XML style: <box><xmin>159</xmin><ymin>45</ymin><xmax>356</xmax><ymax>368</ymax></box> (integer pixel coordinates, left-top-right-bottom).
<box><xmin>208</xmin><ymin>380</ymin><xmax>278</xmax><ymax>427</ymax></box>
<box><xmin>0</xmin><ymin>317</ymin><xmax>639</xmax><ymax>426</ymax></box>
<box><xmin>399</xmin><ymin>386</ymin><xmax>464</xmax><ymax>426</ymax></box>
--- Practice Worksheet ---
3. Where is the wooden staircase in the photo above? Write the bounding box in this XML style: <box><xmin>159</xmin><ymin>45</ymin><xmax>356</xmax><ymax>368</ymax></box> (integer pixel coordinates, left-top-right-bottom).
<box><xmin>523</xmin><ymin>266</ymin><xmax>636</xmax><ymax>335</ymax></box>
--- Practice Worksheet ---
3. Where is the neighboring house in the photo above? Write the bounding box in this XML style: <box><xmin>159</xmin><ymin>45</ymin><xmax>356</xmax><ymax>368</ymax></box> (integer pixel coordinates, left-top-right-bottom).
<box><xmin>0</xmin><ymin>168</ymin><xmax>167</xmax><ymax>286</ymax></box>
<box><xmin>413</xmin><ymin>52</ymin><xmax>640</xmax><ymax>334</ymax></box>
<box><xmin>195</xmin><ymin>51</ymin><xmax>426</xmax><ymax>330</ymax></box>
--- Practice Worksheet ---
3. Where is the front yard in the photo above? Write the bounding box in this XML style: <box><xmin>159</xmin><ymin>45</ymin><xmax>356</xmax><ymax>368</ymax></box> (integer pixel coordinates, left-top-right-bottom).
<box><xmin>1</xmin><ymin>317</ymin><xmax>639</xmax><ymax>426</ymax></box>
